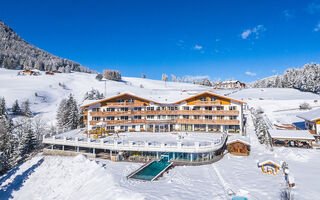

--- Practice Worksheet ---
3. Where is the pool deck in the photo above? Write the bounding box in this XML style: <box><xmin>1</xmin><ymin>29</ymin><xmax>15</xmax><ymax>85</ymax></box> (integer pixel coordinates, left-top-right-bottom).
<box><xmin>43</xmin><ymin>130</ymin><xmax>227</xmax><ymax>153</ymax></box>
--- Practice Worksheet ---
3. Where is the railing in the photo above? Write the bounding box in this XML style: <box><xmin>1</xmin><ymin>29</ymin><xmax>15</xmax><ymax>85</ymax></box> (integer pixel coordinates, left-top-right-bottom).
<box><xmin>42</xmin><ymin>133</ymin><xmax>227</xmax><ymax>153</ymax></box>
<box><xmin>194</xmin><ymin>101</ymin><xmax>222</xmax><ymax>106</ymax></box>
<box><xmin>103</xmin><ymin>102</ymin><xmax>146</xmax><ymax>107</ymax></box>
<box><xmin>89</xmin><ymin>119</ymin><xmax>239</xmax><ymax>125</ymax></box>
<box><xmin>89</xmin><ymin>110</ymin><xmax>239</xmax><ymax>116</ymax></box>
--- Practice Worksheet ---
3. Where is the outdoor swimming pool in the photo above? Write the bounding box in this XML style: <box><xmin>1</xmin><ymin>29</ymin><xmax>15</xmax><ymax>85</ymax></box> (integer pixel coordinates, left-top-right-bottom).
<box><xmin>129</xmin><ymin>159</ymin><xmax>172</xmax><ymax>181</ymax></box>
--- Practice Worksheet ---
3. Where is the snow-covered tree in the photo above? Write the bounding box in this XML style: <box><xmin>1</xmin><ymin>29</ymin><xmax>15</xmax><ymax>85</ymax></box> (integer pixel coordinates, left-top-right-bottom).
<box><xmin>142</xmin><ymin>74</ymin><xmax>146</xmax><ymax>78</ymax></box>
<box><xmin>95</xmin><ymin>73</ymin><xmax>103</xmax><ymax>81</ymax></box>
<box><xmin>171</xmin><ymin>74</ymin><xmax>176</xmax><ymax>82</ymax></box>
<box><xmin>57</xmin><ymin>94</ymin><xmax>80</xmax><ymax>129</ymax></box>
<box><xmin>103</xmin><ymin>70</ymin><xmax>121</xmax><ymax>81</ymax></box>
<box><xmin>12</xmin><ymin>99</ymin><xmax>22</xmax><ymax>115</ymax></box>
<box><xmin>22</xmin><ymin>100</ymin><xmax>32</xmax><ymax>117</ymax></box>
<box><xmin>0</xmin><ymin>97</ymin><xmax>7</xmax><ymax>116</ymax></box>
<box><xmin>162</xmin><ymin>74</ymin><xmax>168</xmax><ymax>82</ymax></box>
<box><xmin>83</xmin><ymin>89</ymin><xmax>104</xmax><ymax>101</ymax></box>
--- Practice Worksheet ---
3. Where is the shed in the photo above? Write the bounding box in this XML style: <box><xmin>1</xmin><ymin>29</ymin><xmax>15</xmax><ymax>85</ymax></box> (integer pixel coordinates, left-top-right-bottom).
<box><xmin>227</xmin><ymin>136</ymin><xmax>250</xmax><ymax>156</ymax></box>
<box><xmin>268</xmin><ymin>130</ymin><xmax>315</xmax><ymax>148</ymax></box>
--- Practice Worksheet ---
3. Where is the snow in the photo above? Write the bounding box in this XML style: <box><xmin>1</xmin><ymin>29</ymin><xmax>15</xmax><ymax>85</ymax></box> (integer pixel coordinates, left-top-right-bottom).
<box><xmin>0</xmin><ymin>68</ymin><xmax>228</xmax><ymax>125</ymax></box>
<box><xmin>268</xmin><ymin>130</ymin><xmax>315</xmax><ymax>140</ymax></box>
<box><xmin>2</xmin><ymin>69</ymin><xmax>320</xmax><ymax>199</ymax></box>
<box><xmin>296</xmin><ymin>108</ymin><xmax>320</xmax><ymax>121</ymax></box>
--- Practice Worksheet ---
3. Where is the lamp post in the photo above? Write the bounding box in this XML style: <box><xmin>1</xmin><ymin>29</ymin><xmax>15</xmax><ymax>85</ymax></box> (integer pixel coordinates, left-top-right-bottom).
<box><xmin>101</xmin><ymin>77</ymin><xmax>107</xmax><ymax>97</ymax></box>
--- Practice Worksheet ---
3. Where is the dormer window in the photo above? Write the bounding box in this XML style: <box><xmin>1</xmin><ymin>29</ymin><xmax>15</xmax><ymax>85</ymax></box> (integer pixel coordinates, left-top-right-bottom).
<box><xmin>200</xmin><ymin>97</ymin><xmax>206</xmax><ymax>101</ymax></box>
<box><xmin>127</xmin><ymin>99</ymin><xmax>135</xmax><ymax>103</ymax></box>
<box><xmin>211</xmin><ymin>97</ymin><xmax>217</xmax><ymax>101</ymax></box>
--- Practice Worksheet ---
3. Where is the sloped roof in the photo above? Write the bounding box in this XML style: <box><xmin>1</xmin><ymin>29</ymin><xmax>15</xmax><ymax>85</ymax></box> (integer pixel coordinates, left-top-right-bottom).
<box><xmin>227</xmin><ymin>135</ymin><xmax>250</xmax><ymax>145</ymax></box>
<box><xmin>81</xmin><ymin>91</ymin><xmax>247</xmax><ymax>107</ymax></box>
<box><xmin>268</xmin><ymin>130</ymin><xmax>315</xmax><ymax>140</ymax></box>
<box><xmin>173</xmin><ymin>91</ymin><xmax>247</xmax><ymax>104</ymax></box>
<box><xmin>297</xmin><ymin>108</ymin><xmax>320</xmax><ymax>122</ymax></box>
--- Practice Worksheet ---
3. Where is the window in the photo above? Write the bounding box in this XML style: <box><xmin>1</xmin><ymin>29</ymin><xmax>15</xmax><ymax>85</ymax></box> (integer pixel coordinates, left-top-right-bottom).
<box><xmin>140</xmin><ymin>125</ymin><xmax>144</xmax><ymax>129</ymax></box>
<box><xmin>183</xmin><ymin>106</ymin><xmax>190</xmax><ymax>110</ymax></box>
<box><xmin>194</xmin><ymin>115</ymin><xmax>200</xmax><ymax>119</ymax></box>
<box><xmin>134</xmin><ymin>115</ymin><xmax>141</xmax><ymax>119</ymax></box>
<box><xmin>183</xmin><ymin>115</ymin><xmax>189</xmax><ymax>119</ymax></box>
<box><xmin>117</xmin><ymin>99</ymin><xmax>125</xmax><ymax>102</ymax></box>
<box><xmin>146</xmin><ymin>107</ymin><xmax>154</xmax><ymax>111</ymax></box>
<box><xmin>211</xmin><ymin>97</ymin><xmax>217</xmax><ymax>101</ymax></box>
<box><xmin>205</xmin><ymin>106</ymin><xmax>212</xmax><ymax>110</ymax></box>
<box><xmin>200</xmin><ymin>97</ymin><xmax>207</xmax><ymax>101</ymax></box>
<box><xmin>193</xmin><ymin>106</ymin><xmax>200</xmax><ymax>110</ymax></box>
<box><xmin>205</xmin><ymin>115</ymin><xmax>213</xmax><ymax>120</ymax></box>
<box><xmin>217</xmin><ymin>115</ymin><xmax>224</xmax><ymax>120</ymax></box>
<box><xmin>217</xmin><ymin>106</ymin><xmax>224</xmax><ymax>110</ymax></box>
<box><xmin>229</xmin><ymin>106</ymin><xmax>237</xmax><ymax>110</ymax></box>
<box><xmin>106</xmin><ymin>108</ymin><xmax>115</xmax><ymax>112</ymax></box>
<box><xmin>106</xmin><ymin>126</ymin><xmax>114</xmax><ymax>130</ymax></box>
<box><xmin>92</xmin><ymin>108</ymin><xmax>100</xmax><ymax>112</ymax></box>
<box><xmin>147</xmin><ymin>115</ymin><xmax>154</xmax><ymax>119</ymax></box>
<box><xmin>120</xmin><ymin>116</ymin><xmax>128</xmax><ymax>120</ymax></box>
<box><xmin>127</xmin><ymin>99</ymin><xmax>135</xmax><ymax>103</ymax></box>
<box><xmin>132</xmin><ymin>125</ymin><xmax>136</xmax><ymax>129</ymax></box>
<box><xmin>120</xmin><ymin>107</ymin><xmax>128</xmax><ymax>112</ymax></box>
<box><xmin>133</xmin><ymin>107</ymin><xmax>142</xmax><ymax>111</ymax></box>
<box><xmin>84</xmin><ymin>116</ymin><xmax>87</xmax><ymax>120</ymax></box>
<box><xmin>156</xmin><ymin>107</ymin><xmax>161</xmax><ymax>111</ymax></box>
<box><xmin>92</xmin><ymin>117</ymin><xmax>100</xmax><ymax>121</ymax></box>
<box><xmin>230</xmin><ymin>116</ymin><xmax>237</xmax><ymax>120</ymax></box>
<box><xmin>106</xmin><ymin>116</ymin><xmax>114</xmax><ymax>121</ymax></box>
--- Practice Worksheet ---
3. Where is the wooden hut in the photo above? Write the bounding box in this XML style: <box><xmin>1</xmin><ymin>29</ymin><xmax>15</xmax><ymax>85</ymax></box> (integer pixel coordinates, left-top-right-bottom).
<box><xmin>227</xmin><ymin>137</ymin><xmax>250</xmax><ymax>156</ymax></box>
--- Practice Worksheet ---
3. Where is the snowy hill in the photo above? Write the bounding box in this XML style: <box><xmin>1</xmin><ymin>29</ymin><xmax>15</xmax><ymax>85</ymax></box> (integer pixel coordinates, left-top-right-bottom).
<box><xmin>0</xmin><ymin>68</ymin><xmax>218</xmax><ymax>124</ymax></box>
<box><xmin>0</xmin><ymin>20</ymin><xmax>93</xmax><ymax>73</ymax></box>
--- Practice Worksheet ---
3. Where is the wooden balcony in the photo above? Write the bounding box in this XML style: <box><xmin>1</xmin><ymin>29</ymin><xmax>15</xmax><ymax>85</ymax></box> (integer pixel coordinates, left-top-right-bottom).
<box><xmin>89</xmin><ymin>110</ymin><xmax>239</xmax><ymax>116</ymax></box>
<box><xmin>103</xmin><ymin>102</ymin><xmax>146</xmax><ymax>107</ymax></box>
<box><xmin>89</xmin><ymin>118</ymin><xmax>239</xmax><ymax>126</ymax></box>
<box><xmin>175</xmin><ymin>119</ymin><xmax>239</xmax><ymax>125</ymax></box>
<box><xmin>194</xmin><ymin>101</ymin><xmax>221</xmax><ymax>106</ymax></box>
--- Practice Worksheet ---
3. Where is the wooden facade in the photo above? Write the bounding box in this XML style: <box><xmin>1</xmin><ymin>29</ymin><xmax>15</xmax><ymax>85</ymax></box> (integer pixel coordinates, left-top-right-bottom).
<box><xmin>227</xmin><ymin>140</ymin><xmax>250</xmax><ymax>156</ymax></box>
<box><xmin>81</xmin><ymin>92</ymin><xmax>246</xmax><ymax>134</ymax></box>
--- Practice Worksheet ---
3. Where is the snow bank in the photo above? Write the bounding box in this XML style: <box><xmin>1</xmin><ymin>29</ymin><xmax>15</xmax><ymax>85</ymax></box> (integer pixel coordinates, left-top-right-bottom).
<box><xmin>3</xmin><ymin>155</ymin><xmax>144</xmax><ymax>200</ymax></box>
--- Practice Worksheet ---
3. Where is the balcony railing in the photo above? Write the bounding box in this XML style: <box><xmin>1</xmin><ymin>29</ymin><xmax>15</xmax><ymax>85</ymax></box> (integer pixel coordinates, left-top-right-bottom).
<box><xmin>89</xmin><ymin>118</ymin><xmax>239</xmax><ymax>126</ymax></box>
<box><xmin>194</xmin><ymin>101</ymin><xmax>221</xmax><ymax>106</ymax></box>
<box><xmin>89</xmin><ymin>110</ymin><xmax>239</xmax><ymax>116</ymax></box>
<box><xmin>103</xmin><ymin>102</ymin><xmax>146</xmax><ymax>107</ymax></box>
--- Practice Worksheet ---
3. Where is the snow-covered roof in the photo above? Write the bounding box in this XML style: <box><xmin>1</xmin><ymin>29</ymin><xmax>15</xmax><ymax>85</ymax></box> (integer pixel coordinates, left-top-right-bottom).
<box><xmin>257</xmin><ymin>160</ymin><xmax>281</xmax><ymax>168</ymax></box>
<box><xmin>297</xmin><ymin>108</ymin><xmax>320</xmax><ymax>122</ymax></box>
<box><xmin>227</xmin><ymin>135</ymin><xmax>250</xmax><ymax>145</ymax></box>
<box><xmin>81</xmin><ymin>91</ymin><xmax>246</xmax><ymax>107</ymax></box>
<box><xmin>268</xmin><ymin>130</ymin><xmax>315</xmax><ymax>140</ymax></box>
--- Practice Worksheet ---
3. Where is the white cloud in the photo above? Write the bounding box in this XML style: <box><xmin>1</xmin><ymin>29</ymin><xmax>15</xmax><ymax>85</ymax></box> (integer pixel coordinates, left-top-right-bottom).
<box><xmin>241</xmin><ymin>25</ymin><xmax>266</xmax><ymax>40</ymax></box>
<box><xmin>193</xmin><ymin>44</ymin><xmax>203</xmax><ymax>50</ymax></box>
<box><xmin>245</xmin><ymin>71</ymin><xmax>257</xmax><ymax>76</ymax></box>
<box><xmin>283</xmin><ymin>9</ymin><xmax>294</xmax><ymax>20</ymax></box>
<box><xmin>314</xmin><ymin>22</ymin><xmax>320</xmax><ymax>32</ymax></box>
<box><xmin>307</xmin><ymin>2</ymin><xmax>320</xmax><ymax>14</ymax></box>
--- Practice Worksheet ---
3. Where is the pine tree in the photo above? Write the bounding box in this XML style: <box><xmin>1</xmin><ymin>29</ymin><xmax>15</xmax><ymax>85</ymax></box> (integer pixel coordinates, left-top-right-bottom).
<box><xmin>0</xmin><ymin>117</ymin><xmax>14</xmax><ymax>173</ymax></box>
<box><xmin>0</xmin><ymin>97</ymin><xmax>7</xmax><ymax>116</ymax></box>
<box><xmin>23</xmin><ymin>100</ymin><xmax>32</xmax><ymax>117</ymax></box>
<box><xmin>56</xmin><ymin>99</ymin><xmax>67</xmax><ymax>128</ymax></box>
<box><xmin>12</xmin><ymin>99</ymin><xmax>22</xmax><ymax>115</ymax></box>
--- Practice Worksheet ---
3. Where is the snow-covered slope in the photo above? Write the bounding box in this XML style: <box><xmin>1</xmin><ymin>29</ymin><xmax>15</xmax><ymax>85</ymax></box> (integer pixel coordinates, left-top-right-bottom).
<box><xmin>0</xmin><ymin>68</ymin><xmax>215</xmax><ymax>124</ymax></box>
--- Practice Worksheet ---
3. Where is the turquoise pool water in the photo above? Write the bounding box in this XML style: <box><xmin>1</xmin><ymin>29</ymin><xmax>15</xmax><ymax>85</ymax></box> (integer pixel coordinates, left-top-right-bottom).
<box><xmin>130</xmin><ymin>160</ymin><xmax>171</xmax><ymax>181</ymax></box>
<box><xmin>232</xmin><ymin>197</ymin><xmax>248</xmax><ymax>200</ymax></box>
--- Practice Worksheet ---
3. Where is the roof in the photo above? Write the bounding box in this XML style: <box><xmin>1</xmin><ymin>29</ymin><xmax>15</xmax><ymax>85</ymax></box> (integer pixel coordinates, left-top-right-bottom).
<box><xmin>81</xmin><ymin>92</ymin><xmax>158</xmax><ymax>108</ymax></box>
<box><xmin>81</xmin><ymin>91</ymin><xmax>247</xmax><ymax>108</ymax></box>
<box><xmin>173</xmin><ymin>91</ymin><xmax>247</xmax><ymax>104</ymax></box>
<box><xmin>227</xmin><ymin>135</ymin><xmax>250</xmax><ymax>145</ymax></box>
<box><xmin>297</xmin><ymin>108</ymin><xmax>320</xmax><ymax>122</ymax></box>
<box><xmin>268</xmin><ymin>130</ymin><xmax>315</xmax><ymax>140</ymax></box>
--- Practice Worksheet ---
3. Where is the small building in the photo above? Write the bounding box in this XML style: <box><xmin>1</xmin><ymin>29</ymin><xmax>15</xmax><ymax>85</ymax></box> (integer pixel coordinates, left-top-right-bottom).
<box><xmin>257</xmin><ymin>160</ymin><xmax>281</xmax><ymax>175</ymax></box>
<box><xmin>52</xmin><ymin>70</ymin><xmax>62</xmax><ymax>73</ymax></box>
<box><xmin>45</xmin><ymin>71</ymin><xmax>54</xmax><ymax>75</ymax></box>
<box><xmin>227</xmin><ymin>136</ymin><xmax>250</xmax><ymax>156</ymax></box>
<box><xmin>297</xmin><ymin>108</ymin><xmax>320</xmax><ymax>135</ymax></box>
<box><xmin>215</xmin><ymin>80</ymin><xmax>246</xmax><ymax>89</ymax></box>
<box><xmin>268</xmin><ymin>130</ymin><xmax>314</xmax><ymax>148</ymax></box>
<box><xmin>18</xmin><ymin>69</ymin><xmax>40</xmax><ymax>76</ymax></box>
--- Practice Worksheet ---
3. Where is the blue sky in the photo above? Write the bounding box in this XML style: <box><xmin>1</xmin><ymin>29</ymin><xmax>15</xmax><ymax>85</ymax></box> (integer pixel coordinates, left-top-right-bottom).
<box><xmin>2</xmin><ymin>0</ymin><xmax>320</xmax><ymax>82</ymax></box>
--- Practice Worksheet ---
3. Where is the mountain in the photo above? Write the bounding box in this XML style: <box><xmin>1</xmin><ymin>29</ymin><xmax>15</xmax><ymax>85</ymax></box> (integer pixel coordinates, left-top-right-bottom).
<box><xmin>0</xmin><ymin>20</ymin><xmax>94</xmax><ymax>73</ymax></box>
